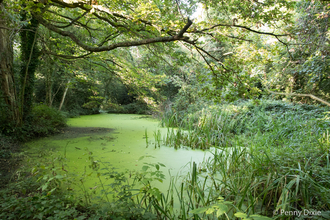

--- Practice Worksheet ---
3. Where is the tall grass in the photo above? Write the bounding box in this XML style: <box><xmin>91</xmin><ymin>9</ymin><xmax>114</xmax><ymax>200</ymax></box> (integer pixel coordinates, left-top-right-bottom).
<box><xmin>158</xmin><ymin>99</ymin><xmax>330</xmax><ymax>218</ymax></box>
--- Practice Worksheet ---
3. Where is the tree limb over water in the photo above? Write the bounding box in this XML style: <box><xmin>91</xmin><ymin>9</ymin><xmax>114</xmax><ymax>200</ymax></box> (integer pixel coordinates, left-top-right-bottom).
<box><xmin>36</xmin><ymin>13</ymin><xmax>193</xmax><ymax>52</ymax></box>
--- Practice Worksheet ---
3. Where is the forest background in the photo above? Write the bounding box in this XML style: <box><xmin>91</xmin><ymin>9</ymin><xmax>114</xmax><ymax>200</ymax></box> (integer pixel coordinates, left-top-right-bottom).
<box><xmin>1</xmin><ymin>0</ymin><xmax>330</xmax><ymax>219</ymax></box>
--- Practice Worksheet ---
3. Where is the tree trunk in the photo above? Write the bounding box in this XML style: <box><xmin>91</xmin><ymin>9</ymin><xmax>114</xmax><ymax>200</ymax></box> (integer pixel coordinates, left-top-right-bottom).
<box><xmin>45</xmin><ymin>30</ymin><xmax>54</xmax><ymax>107</ymax></box>
<box><xmin>45</xmin><ymin>62</ymin><xmax>53</xmax><ymax>107</ymax></box>
<box><xmin>0</xmin><ymin>4</ymin><xmax>20</xmax><ymax>125</ymax></box>
<box><xmin>59</xmin><ymin>80</ymin><xmax>70</xmax><ymax>111</ymax></box>
<box><xmin>19</xmin><ymin>12</ymin><xmax>39</xmax><ymax>123</ymax></box>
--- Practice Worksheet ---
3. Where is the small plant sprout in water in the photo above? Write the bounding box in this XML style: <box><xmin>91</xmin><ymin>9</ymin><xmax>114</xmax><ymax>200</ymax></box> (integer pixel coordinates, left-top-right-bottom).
<box><xmin>153</xmin><ymin>129</ymin><xmax>162</xmax><ymax>148</ymax></box>
<box><xmin>145</xmin><ymin>128</ymin><xmax>148</xmax><ymax>148</ymax></box>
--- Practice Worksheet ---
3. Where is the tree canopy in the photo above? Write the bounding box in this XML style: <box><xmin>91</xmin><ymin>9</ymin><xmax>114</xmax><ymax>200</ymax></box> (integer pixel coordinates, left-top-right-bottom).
<box><xmin>1</xmin><ymin>0</ymin><xmax>330</xmax><ymax>130</ymax></box>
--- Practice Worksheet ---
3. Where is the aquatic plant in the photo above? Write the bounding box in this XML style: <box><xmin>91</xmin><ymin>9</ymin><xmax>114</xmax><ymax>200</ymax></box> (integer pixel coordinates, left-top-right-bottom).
<box><xmin>145</xmin><ymin>128</ymin><xmax>149</xmax><ymax>148</ymax></box>
<box><xmin>153</xmin><ymin>129</ymin><xmax>162</xmax><ymax>148</ymax></box>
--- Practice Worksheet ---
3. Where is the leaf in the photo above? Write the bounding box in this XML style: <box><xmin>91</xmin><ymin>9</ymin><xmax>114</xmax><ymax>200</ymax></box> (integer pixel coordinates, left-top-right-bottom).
<box><xmin>218</xmin><ymin>196</ymin><xmax>225</xmax><ymax>201</ymax></box>
<box><xmin>48</xmin><ymin>187</ymin><xmax>56</xmax><ymax>195</ymax></box>
<box><xmin>142</xmin><ymin>165</ymin><xmax>149</xmax><ymax>171</ymax></box>
<box><xmin>217</xmin><ymin>208</ymin><xmax>224</xmax><ymax>217</ymax></box>
<box><xmin>55</xmin><ymin>174</ymin><xmax>64</xmax><ymax>179</ymax></box>
<box><xmin>148</xmin><ymin>187</ymin><xmax>162</xmax><ymax>200</ymax></box>
<box><xmin>156</xmin><ymin>178</ymin><xmax>163</xmax><ymax>183</ymax></box>
<box><xmin>155</xmin><ymin>164</ymin><xmax>160</xmax><ymax>170</ymax></box>
<box><xmin>190</xmin><ymin>207</ymin><xmax>209</xmax><ymax>214</ymax></box>
<box><xmin>158</xmin><ymin>163</ymin><xmax>166</xmax><ymax>167</ymax></box>
<box><xmin>250</xmin><ymin>214</ymin><xmax>273</xmax><ymax>220</ymax></box>
<box><xmin>235</xmin><ymin>212</ymin><xmax>248</xmax><ymax>218</ymax></box>
<box><xmin>41</xmin><ymin>182</ymin><xmax>49</xmax><ymax>191</ymax></box>
<box><xmin>215</xmin><ymin>204</ymin><xmax>228</xmax><ymax>217</ymax></box>
<box><xmin>206</xmin><ymin>208</ymin><xmax>215</xmax><ymax>215</ymax></box>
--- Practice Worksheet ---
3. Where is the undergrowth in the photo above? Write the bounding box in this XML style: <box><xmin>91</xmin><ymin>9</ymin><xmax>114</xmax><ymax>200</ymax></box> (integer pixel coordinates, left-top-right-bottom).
<box><xmin>0</xmin><ymin>104</ymin><xmax>67</xmax><ymax>141</ymax></box>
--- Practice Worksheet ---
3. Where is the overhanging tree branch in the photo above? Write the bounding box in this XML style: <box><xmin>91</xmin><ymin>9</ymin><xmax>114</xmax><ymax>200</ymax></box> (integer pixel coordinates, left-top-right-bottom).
<box><xmin>50</xmin><ymin>0</ymin><xmax>89</xmax><ymax>10</ymax></box>
<box><xmin>36</xmin><ymin>14</ymin><xmax>193</xmax><ymax>52</ymax></box>
<box><xmin>188</xmin><ymin>43</ymin><xmax>227</xmax><ymax>69</ymax></box>
<box><xmin>42</xmin><ymin>49</ymin><xmax>93</xmax><ymax>59</ymax></box>
<box><xmin>192</xmin><ymin>23</ymin><xmax>289</xmax><ymax>38</ymax></box>
<box><xmin>46</xmin><ymin>10</ymin><xmax>89</xmax><ymax>29</ymax></box>
<box><xmin>50</xmin><ymin>0</ymin><xmax>156</xmax><ymax>29</ymax></box>
<box><xmin>105</xmin><ymin>59</ymin><xmax>124</xmax><ymax>69</ymax></box>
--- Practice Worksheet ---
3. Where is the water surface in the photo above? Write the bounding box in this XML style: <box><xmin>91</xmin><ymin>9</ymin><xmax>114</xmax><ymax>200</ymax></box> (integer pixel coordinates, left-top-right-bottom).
<box><xmin>26</xmin><ymin>114</ymin><xmax>212</xmax><ymax>201</ymax></box>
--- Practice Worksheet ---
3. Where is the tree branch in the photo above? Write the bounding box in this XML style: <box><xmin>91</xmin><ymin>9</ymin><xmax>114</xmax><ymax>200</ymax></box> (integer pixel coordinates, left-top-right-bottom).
<box><xmin>50</xmin><ymin>0</ymin><xmax>89</xmax><ymax>10</ymax></box>
<box><xmin>42</xmin><ymin>49</ymin><xmax>93</xmax><ymax>59</ymax></box>
<box><xmin>196</xmin><ymin>23</ymin><xmax>288</xmax><ymax>38</ymax></box>
<box><xmin>47</xmin><ymin>10</ymin><xmax>89</xmax><ymax>29</ymax></box>
<box><xmin>105</xmin><ymin>59</ymin><xmax>124</xmax><ymax>68</ymax></box>
<box><xmin>36</xmin><ymin>14</ymin><xmax>193</xmax><ymax>52</ymax></box>
<box><xmin>266</xmin><ymin>89</ymin><xmax>330</xmax><ymax>107</ymax></box>
<box><xmin>188</xmin><ymin>43</ymin><xmax>227</xmax><ymax>70</ymax></box>
<box><xmin>177</xmin><ymin>18</ymin><xmax>193</xmax><ymax>37</ymax></box>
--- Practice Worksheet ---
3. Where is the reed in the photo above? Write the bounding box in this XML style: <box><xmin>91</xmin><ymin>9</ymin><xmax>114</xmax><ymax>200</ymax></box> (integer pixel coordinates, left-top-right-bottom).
<box><xmin>145</xmin><ymin>128</ymin><xmax>148</xmax><ymax>148</ymax></box>
<box><xmin>153</xmin><ymin>129</ymin><xmax>162</xmax><ymax>148</ymax></box>
<box><xmin>157</xmin><ymin>99</ymin><xmax>330</xmax><ymax>218</ymax></box>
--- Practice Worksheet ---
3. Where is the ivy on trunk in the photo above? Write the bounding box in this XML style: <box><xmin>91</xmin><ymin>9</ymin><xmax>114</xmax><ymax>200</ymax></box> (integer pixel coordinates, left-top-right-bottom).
<box><xmin>19</xmin><ymin>12</ymin><xmax>40</xmax><ymax>123</ymax></box>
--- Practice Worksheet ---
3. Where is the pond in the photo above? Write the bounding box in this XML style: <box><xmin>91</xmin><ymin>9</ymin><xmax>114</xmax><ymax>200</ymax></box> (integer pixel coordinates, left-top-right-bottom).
<box><xmin>25</xmin><ymin>113</ymin><xmax>213</xmax><ymax>203</ymax></box>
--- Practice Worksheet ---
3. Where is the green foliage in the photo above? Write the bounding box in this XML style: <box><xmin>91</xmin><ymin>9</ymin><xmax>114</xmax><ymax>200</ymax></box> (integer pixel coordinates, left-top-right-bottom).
<box><xmin>0</xmin><ymin>150</ymin><xmax>165</xmax><ymax>220</ymax></box>
<box><xmin>0</xmin><ymin>177</ymin><xmax>96</xmax><ymax>220</ymax></box>
<box><xmin>102</xmin><ymin>102</ymin><xmax>125</xmax><ymax>113</ymax></box>
<box><xmin>82</xmin><ymin>96</ymin><xmax>104</xmax><ymax>111</ymax></box>
<box><xmin>190</xmin><ymin>197</ymin><xmax>272</xmax><ymax>220</ymax></box>
<box><xmin>2</xmin><ymin>0</ymin><xmax>330</xmax><ymax>218</ymax></box>
<box><xmin>30</xmin><ymin>104</ymin><xmax>67</xmax><ymax>137</ymax></box>
<box><xmin>0</xmin><ymin>104</ymin><xmax>67</xmax><ymax>141</ymax></box>
<box><xmin>62</xmin><ymin>78</ymin><xmax>102</xmax><ymax>116</ymax></box>
<box><xmin>261</xmin><ymin>0</ymin><xmax>330</xmax><ymax>104</ymax></box>
<box><xmin>122</xmin><ymin>102</ymin><xmax>151</xmax><ymax>114</ymax></box>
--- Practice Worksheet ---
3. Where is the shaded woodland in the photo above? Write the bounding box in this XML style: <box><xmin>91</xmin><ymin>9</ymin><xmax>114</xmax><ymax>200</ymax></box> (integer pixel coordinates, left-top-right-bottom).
<box><xmin>1</xmin><ymin>0</ymin><xmax>330</xmax><ymax>219</ymax></box>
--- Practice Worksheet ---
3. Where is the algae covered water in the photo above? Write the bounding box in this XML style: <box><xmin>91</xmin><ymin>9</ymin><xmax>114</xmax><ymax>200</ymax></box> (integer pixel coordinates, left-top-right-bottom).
<box><xmin>25</xmin><ymin>113</ymin><xmax>212</xmax><ymax>202</ymax></box>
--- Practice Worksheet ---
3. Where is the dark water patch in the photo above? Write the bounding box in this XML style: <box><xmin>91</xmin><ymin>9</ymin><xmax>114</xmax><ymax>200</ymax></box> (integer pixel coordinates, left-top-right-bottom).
<box><xmin>53</xmin><ymin>127</ymin><xmax>114</xmax><ymax>140</ymax></box>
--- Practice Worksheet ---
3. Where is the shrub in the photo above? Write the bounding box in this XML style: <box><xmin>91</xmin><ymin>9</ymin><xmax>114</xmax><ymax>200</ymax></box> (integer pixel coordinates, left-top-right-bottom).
<box><xmin>122</xmin><ymin>102</ymin><xmax>150</xmax><ymax>114</ymax></box>
<box><xmin>29</xmin><ymin>104</ymin><xmax>67</xmax><ymax>137</ymax></box>
<box><xmin>103</xmin><ymin>102</ymin><xmax>125</xmax><ymax>113</ymax></box>
<box><xmin>0</xmin><ymin>177</ymin><xmax>95</xmax><ymax>220</ymax></box>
